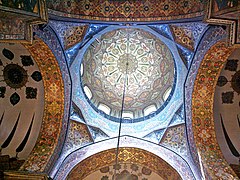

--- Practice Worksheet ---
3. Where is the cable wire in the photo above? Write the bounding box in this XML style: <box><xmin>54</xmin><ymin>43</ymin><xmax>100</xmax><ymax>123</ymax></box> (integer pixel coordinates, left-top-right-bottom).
<box><xmin>113</xmin><ymin>55</ymin><xmax>129</xmax><ymax>180</ymax></box>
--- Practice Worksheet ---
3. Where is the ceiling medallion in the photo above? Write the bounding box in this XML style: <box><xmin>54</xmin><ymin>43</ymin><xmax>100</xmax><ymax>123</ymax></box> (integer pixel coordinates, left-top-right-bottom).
<box><xmin>82</xmin><ymin>28</ymin><xmax>175</xmax><ymax>120</ymax></box>
<box><xmin>3</xmin><ymin>64</ymin><xmax>28</xmax><ymax>89</ymax></box>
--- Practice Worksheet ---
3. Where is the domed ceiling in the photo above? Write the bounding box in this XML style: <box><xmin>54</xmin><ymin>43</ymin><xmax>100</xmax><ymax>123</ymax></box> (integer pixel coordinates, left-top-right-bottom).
<box><xmin>81</xmin><ymin>28</ymin><xmax>175</xmax><ymax>120</ymax></box>
<box><xmin>1</xmin><ymin>1</ymin><xmax>240</xmax><ymax>179</ymax></box>
<box><xmin>70</xmin><ymin>25</ymin><xmax>188</xmax><ymax>138</ymax></box>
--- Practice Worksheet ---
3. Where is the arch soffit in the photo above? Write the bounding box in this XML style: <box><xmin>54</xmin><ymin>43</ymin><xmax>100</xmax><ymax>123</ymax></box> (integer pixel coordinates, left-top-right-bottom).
<box><xmin>47</xmin><ymin>0</ymin><xmax>205</xmax><ymax>22</ymax></box>
<box><xmin>67</xmin><ymin>147</ymin><xmax>181</xmax><ymax>179</ymax></box>
<box><xmin>19</xmin><ymin>38</ymin><xmax>65</xmax><ymax>172</ymax></box>
<box><xmin>54</xmin><ymin>136</ymin><xmax>198</xmax><ymax>179</ymax></box>
<box><xmin>192</xmin><ymin>41</ymin><xmax>237</xmax><ymax>178</ymax></box>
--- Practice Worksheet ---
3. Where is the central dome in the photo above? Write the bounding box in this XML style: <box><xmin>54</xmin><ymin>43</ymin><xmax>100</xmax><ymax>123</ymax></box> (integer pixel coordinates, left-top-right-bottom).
<box><xmin>81</xmin><ymin>28</ymin><xmax>175</xmax><ymax>121</ymax></box>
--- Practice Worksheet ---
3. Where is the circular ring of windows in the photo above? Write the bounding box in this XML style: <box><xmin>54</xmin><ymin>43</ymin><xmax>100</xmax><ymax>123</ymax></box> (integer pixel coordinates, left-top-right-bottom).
<box><xmin>80</xmin><ymin>28</ymin><xmax>176</xmax><ymax>122</ymax></box>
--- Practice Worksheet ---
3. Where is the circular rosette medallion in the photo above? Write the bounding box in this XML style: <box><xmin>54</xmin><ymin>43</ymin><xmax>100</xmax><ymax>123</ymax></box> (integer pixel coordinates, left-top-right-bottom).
<box><xmin>81</xmin><ymin>28</ymin><xmax>175</xmax><ymax>121</ymax></box>
<box><xmin>3</xmin><ymin>64</ymin><xmax>28</xmax><ymax>89</ymax></box>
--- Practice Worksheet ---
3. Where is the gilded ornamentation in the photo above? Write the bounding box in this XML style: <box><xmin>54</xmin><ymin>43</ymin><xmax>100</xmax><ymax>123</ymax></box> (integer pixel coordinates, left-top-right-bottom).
<box><xmin>67</xmin><ymin>148</ymin><xmax>181</xmax><ymax>180</ymax></box>
<box><xmin>160</xmin><ymin>125</ymin><xmax>187</xmax><ymax>155</ymax></box>
<box><xmin>170</xmin><ymin>25</ymin><xmax>194</xmax><ymax>51</ymax></box>
<box><xmin>47</xmin><ymin>0</ymin><xmax>204</xmax><ymax>22</ymax></box>
<box><xmin>64</xmin><ymin>25</ymin><xmax>88</xmax><ymax>50</ymax></box>
<box><xmin>86</xmin><ymin>163</ymin><xmax>158</xmax><ymax>180</ymax></box>
<box><xmin>20</xmin><ymin>38</ymin><xmax>64</xmax><ymax>172</ymax></box>
<box><xmin>64</xmin><ymin>120</ymin><xmax>92</xmax><ymax>152</ymax></box>
<box><xmin>185</xmin><ymin>26</ymin><xmax>227</xmax><ymax>174</ymax></box>
<box><xmin>192</xmin><ymin>41</ymin><xmax>237</xmax><ymax>178</ymax></box>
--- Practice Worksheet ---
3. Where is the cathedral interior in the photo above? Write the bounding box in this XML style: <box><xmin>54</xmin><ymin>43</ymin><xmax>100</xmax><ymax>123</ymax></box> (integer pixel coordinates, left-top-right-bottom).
<box><xmin>0</xmin><ymin>0</ymin><xmax>239</xmax><ymax>179</ymax></box>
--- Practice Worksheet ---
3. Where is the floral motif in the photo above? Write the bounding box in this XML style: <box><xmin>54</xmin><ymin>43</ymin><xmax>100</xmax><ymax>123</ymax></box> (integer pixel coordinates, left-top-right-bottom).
<box><xmin>47</xmin><ymin>0</ymin><xmax>204</xmax><ymax>22</ymax></box>
<box><xmin>20</xmin><ymin>38</ymin><xmax>64</xmax><ymax>172</ymax></box>
<box><xmin>64</xmin><ymin>120</ymin><xmax>92</xmax><ymax>152</ymax></box>
<box><xmin>82</xmin><ymin>28</ymin><xmax>175</xmax><ymax>119</ymax></box>
<box><xmin>217</xmin><ymin>76</ymin><xmax>228</xmax><ymax>87</ymax></box>
<box><xmin>170</xmin><ymin>25</ymin><xmax>194</xmax><ymax>51</ymax></box>
<box><xmin>198</xmin><ymin>129</ymin><xmax>211</xmax><ymax>141</ymax></box>
<box><xmin>31</xmin><ymin>71</ymin><xmax>42</xmax><ymax>82</ymax></box>
<box><xmin>160</xmin><ymin>125</ymin><xmax>187</xmax><ymax>155</ymax></box>
<box><xmin>67</xmin><ymin>148</ymin><xmax>180</xmax><ymax>179</ymax></box>
<box><xmin>3</xmin><ymin>64</ymin><xmax>28</xmax><ymax>89</ymax></box>
<box><xmin>191</xmin><ymin>41</ymin><xmax>237</xmax><ymax>178</ymax></box>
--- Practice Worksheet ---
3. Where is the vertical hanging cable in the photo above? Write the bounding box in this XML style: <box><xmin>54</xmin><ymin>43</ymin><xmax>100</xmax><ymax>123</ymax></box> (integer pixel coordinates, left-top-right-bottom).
<box><xmin>114</xmin><ymin>32</ymin><xmax>129</xmax><ymax>179</ymax></box>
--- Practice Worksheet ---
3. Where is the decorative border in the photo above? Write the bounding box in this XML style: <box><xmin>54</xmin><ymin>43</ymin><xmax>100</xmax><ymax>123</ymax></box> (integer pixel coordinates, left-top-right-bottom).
<box><xmin>67</xmin><ymin>147</ymin><xmax>181</xmax><ymax>179</ymax></box>
<box><xmin>19</xmin><ymin>38</ymin><xmax>65</xmax><ymax>172</ymax></box>
<box><xmin>185</xmin><ymin>26</ymin><xmax>227</xmax><ymax>177</ymax></box>
<box><xmin>47</xmin><ymin>0</ymin><xmax>205</xmax><ymax>22</ymax></box>
<box><xmin>4</xmin><ymin>171</ymin><xmax>48</xmax><ymax>179</ymax></box>
<box><xmin>33</xmin><ymin>25</ymin><xmax>71</xmax><ymax>173</ymax></box>
<box><xmin>54</xmin><ymin>136</ymin><xmax>198</xmax><ymax>179</ymax></box>
<box><xmin>49</xmin><ymin>9</ymin><xmax>204</xmax><ymax>23</ymax></box>
<box><xmin>191</xmin><ymin>41</ymin><xmax>237</xmax><ymax>178</ymax></box>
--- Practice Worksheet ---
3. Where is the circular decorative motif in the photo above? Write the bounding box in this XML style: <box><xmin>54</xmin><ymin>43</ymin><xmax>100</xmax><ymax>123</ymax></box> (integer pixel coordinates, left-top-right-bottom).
<box><xmin>81</xmin><ymin>28</ymin><xmax>175</xmax><ymax>120</ymax></box>
<box><xmin>3</xmin><ymin>64</ymin><xmax>28</xmax><ymax>89</ymax></box>
<box><xmin>117</xmin><ymin>54</ymin><xmax>138</xmax><ymax>74</ymax></box>
<box><xmin>231</xmin><ymin>70</ymin><xmax>240</xmax><ymax>94</ymax></box>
